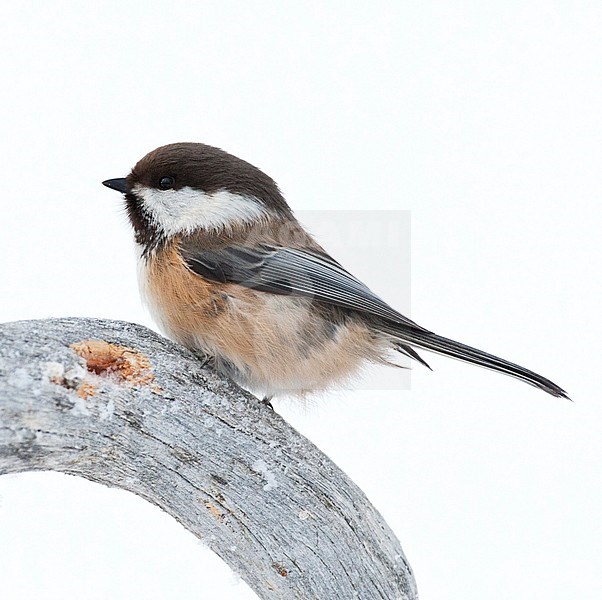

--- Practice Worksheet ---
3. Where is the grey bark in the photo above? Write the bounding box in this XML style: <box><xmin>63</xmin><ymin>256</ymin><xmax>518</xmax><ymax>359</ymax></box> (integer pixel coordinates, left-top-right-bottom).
<box><xmin>0</xmin><ymin>318</ymin><xmax>417</xmax><ymax>599</ymax></box>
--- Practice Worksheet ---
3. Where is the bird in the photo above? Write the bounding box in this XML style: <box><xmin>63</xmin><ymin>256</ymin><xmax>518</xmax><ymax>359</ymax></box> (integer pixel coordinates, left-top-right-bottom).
<box><xmin>102</xmin><ymin>142</ymin><xmax>568</xmax><ymax>401</ymax></box>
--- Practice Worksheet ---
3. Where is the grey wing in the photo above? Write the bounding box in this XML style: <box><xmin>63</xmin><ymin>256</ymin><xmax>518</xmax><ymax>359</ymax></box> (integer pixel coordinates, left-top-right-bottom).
<box><xmin>180</xmin><ymin>243</ymin><xmax>425</xmax><ymax>330</ymax></box>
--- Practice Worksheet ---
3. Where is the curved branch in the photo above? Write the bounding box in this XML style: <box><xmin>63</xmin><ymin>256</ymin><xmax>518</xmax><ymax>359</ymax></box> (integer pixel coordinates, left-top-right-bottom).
<box><xmin>0</xmin><ymin>318</ymin><xmax>417</xmax><ymax>599</ymax></box>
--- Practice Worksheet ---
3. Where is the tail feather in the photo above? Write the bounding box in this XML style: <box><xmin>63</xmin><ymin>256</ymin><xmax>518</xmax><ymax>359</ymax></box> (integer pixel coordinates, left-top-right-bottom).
<box><xmin>396</xmin><ymin>343</ymin><xmax>432</xmax><ymax>370</ymax></box>
<box><xmin>384</xmin><ymin>326</ymin><xmax>569</xmax><ymax>399</ymax></box>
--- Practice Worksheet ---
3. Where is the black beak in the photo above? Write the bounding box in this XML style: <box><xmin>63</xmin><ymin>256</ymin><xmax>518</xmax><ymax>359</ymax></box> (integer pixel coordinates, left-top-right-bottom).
<box><xmin>102</xmin><ymin>178</ymin><xmax>129</xmax><ymax>193</ymax></box>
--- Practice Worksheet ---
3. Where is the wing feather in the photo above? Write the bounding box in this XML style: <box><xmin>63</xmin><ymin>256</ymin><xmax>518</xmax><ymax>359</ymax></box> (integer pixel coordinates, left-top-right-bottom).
<box><xmin>181</xmin><ymin>243</ymin><xmax>425</xmax><ymax>330</ymax></box>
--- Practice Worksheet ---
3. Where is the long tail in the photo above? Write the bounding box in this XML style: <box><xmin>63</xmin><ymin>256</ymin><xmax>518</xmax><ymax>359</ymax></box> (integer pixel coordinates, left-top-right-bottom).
<box><xmin>383</xmin><ymin>326</ymin><xmax>569</xmax><ymax>399</ymax></box>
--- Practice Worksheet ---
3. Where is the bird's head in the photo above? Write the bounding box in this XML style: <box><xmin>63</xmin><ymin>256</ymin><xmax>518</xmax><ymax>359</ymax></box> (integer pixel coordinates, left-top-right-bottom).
<box><xmin>103</xmin><ymin>142</ymin><xmax>292</xmax><ymax>249</ymax></box>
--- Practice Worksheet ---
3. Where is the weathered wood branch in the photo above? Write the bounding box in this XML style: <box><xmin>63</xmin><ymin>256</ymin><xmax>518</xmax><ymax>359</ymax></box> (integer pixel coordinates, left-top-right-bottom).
<box><xmin>0</xmin><ymin>318</ymin><xmax>417</xmax><ymax>599</ymax></box>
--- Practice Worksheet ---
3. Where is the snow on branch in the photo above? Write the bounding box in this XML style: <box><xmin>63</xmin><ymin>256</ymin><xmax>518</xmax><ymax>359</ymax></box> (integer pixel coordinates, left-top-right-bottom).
<box><xmin>0</xmin><ymin>318</ymin><xmax>417</xmax><ymax>599</ymax></box>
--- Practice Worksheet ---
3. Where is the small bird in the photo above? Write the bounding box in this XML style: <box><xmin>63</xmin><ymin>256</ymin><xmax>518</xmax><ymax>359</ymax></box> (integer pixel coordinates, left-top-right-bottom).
<box><xmin>103</xmin><ymin>143</ymin><xmax>568</xmax><ymax>400</ymax></box>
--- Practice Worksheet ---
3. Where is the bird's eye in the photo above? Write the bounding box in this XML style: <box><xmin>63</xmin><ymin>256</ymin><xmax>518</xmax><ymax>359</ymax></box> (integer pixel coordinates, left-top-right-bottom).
<box><xmin>159</xmin><ymin>176</ymin><xmax>175</xmax><ymax>190</ymax></box>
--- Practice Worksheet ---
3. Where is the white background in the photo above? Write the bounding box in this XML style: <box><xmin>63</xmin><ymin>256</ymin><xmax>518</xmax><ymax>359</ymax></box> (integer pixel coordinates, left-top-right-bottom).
<box><xmin>1</xmin><ymin>2</ymin><xmax>601</xmax><ymax>599</ymax></box>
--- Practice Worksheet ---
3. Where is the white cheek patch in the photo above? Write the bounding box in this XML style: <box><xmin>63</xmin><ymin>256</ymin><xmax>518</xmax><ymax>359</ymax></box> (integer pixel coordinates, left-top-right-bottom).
<box><xmin>133</xmin><ymin>185</ymin><xmax>269</xmax><ymax>235</ymax></box>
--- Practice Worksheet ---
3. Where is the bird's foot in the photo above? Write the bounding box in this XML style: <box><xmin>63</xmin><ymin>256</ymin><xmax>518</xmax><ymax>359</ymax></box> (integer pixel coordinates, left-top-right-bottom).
<box><xmin>193</xmin><ymin>351</ymin><xmax>215</xmax><ymax>369</ymax></box>
<box><xmin>261</xmin><ymin>396</ymin><xmax>274</xmax><ymax>411</ymax></box>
